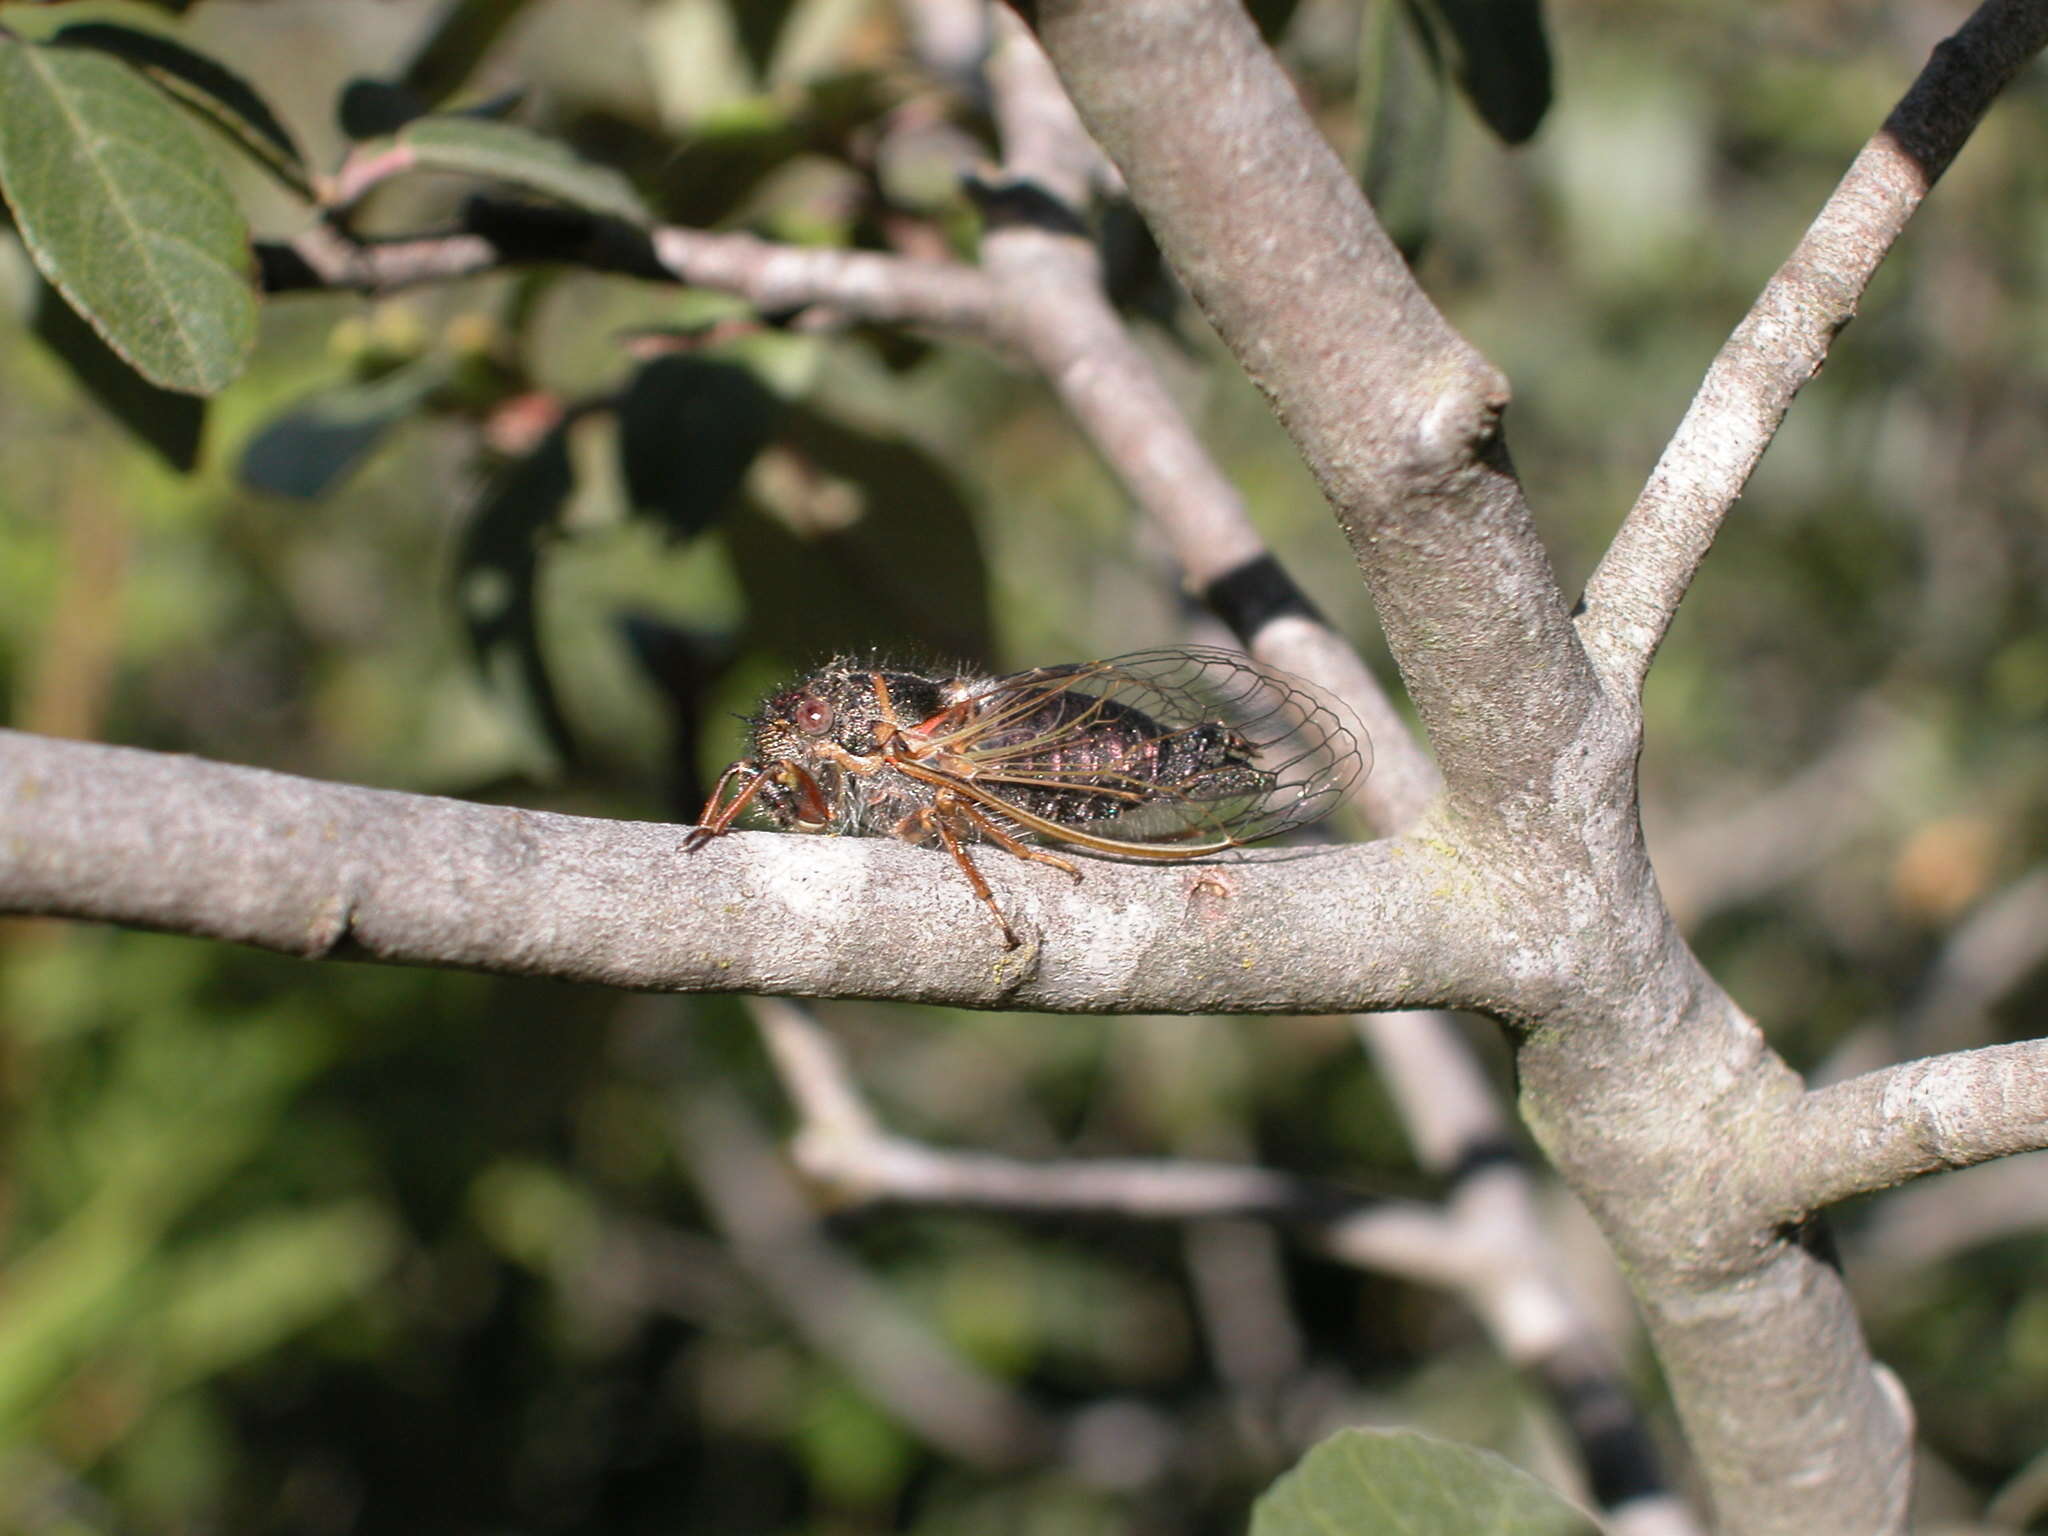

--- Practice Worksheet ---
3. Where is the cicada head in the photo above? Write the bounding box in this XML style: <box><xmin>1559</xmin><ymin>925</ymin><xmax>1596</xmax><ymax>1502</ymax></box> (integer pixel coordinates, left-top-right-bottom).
<box><xmin>744</xmin><ymin>661</ymin><xmax>952</xmax><ymax>832</ymax></box>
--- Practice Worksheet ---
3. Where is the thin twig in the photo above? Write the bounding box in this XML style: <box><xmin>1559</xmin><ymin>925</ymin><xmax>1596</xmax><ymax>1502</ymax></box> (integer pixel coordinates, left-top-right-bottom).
<box><xmin>754</xmin><ymin>999</ymin><xmax>1698</xmax><ymax>1534</ymax></box>
<box><xmin>323</xmin><ymin>141</ymin><xmax>419</xmax><ymax>210</ymax></box>
<box><xmin>760</xmin><ymin>997</ymin><xmax>1420</xmax><ymax>1219</ymax></box>
<box><xmin>1578</xmin><ymin>0</ymin><xmax>2048</xmax><ymax>694</ymax></box>
<box><xmin>260</xmin><ymin>205</ymin><xmax>998</xmax><ymax>336</ymax></box>
<box><xmin>670</xmin><ymin>1076</ymin><xmax>1057</xmax><ymax>1468</ymax></box>
<box><xmin>651</xmin><ymin>225</ymin><xmax>997</xmax><ymax>331</ymax></box>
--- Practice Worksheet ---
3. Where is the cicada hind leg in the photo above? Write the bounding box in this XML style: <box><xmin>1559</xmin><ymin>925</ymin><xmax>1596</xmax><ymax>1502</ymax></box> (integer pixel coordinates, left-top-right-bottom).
<box><xmin>950</xmin><ymin>799</ymin><xmax>1084</xmax><ymax>884</ymax></box>
<box><xmin>922</xmin><ymin>801</ymin><xmax>1019</xmax><ymax>949</ymax></box>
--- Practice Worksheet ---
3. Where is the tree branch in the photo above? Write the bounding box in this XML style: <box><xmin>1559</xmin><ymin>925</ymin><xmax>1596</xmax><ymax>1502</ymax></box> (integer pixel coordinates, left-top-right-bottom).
<box><xmin>963</xmin><ymin>37</ymin><xmax>1680</xmax><ymax>1519</ymax></box>
<box><xmin>962</xmin><ymin>43</ymin><xmax>1686</xmax><ymax>1504</ymax></box>
<box><xmin>259</xmin><ymin>206</ymin><xmax>999</xmax><ymax>335</ymax></box>
<box><xmin>756</xmin><ymin>998</ymin><xmax>1432</xmax><ymax>1223</ymax></box>
<box><xmin>1002</xmin><ymin>8</ymin><xmax>2046</xmax><ymax>1530</ymax></box>
<box><xmin>649</xmin><ymin>224</ymin><xmax>998</xmax><ymax>332</ymax></box>
<box><xmin>1769</xmin><ymin>1040</ymin><xmax>2048</xmax><ymax>1215</ymax></box>
<box><xmin>1028</xmin><ymin>0</ymin><xmax>1601</xmax><ymax>819</ymax></box>
<box><xmin>0</xmin><ymin>730</ymin><xmax>1468</xmax><ymax>1015</ymax></box>
<box><xmin>1578</xmin><ymin>0</ymin><xmax>2048</xmax><ymax>693</ymax></box>
<box><xmin>668</xmin><ymin>1070</ymin><xmax>1058</xmax><ymax>1467</ymax></box>
<box><xmin>979</xmin><ymin>15</ymin><xmax>1440</xmax><ymax>830</ymax></box>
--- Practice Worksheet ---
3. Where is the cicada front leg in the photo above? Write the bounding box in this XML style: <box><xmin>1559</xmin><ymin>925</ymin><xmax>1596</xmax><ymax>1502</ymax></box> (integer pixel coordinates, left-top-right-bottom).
<box><xmin>683</xmin><ymin>758</ymin><xmax>832</xmax><ymax>850</ymax></box>
<box><xmin>683</xmin><ymin>759</ymin><xmax>768</xmax><ymax>851</ymax></box>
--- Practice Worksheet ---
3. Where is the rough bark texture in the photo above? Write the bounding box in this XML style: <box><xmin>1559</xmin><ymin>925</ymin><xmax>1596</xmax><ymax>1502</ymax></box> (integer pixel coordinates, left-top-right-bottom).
<box><xmin>0</xmin><ymin>730</ymin><xmax>1467</xmax><ymax>1015</ymax></box>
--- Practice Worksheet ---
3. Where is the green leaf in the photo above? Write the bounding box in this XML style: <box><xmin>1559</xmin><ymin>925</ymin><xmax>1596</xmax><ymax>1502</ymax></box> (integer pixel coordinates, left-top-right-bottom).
<box><xmin>0</xmin><ymin>37</ymin><xmax>256</xmax><ymax>394</ymax></box>
<box><xmin>50</xmin><ymin>21</ymin><xmax>314</xmax><ymax>198</ymax></box>
<box><xmin>457</xmin><ymin>424</ymin><xmax>580</xmax><ymax>767</ymax></box>
<box><xmin>1358</xmin><ymin>0</ymin><xmax>1450</xmax><ymax>261</ymax></box>
<box><xmin>337</xmin><ymin>76</ymin><xmax>428</xmax><ymax>139</ymax></box>
<box><xmin>31</xmin><ymin>276</ymin><xmax>204</xmax><ymax>470</ymax></box>
<box><xmin>618</xmin><ymin>356</ymin><xmax>778</xmax><ymax>541</ymax></box>
<box><xmin>397</xmin><ymin>115</ymin><xmax>651</xmax><ymax>226</ymax></box>
<box><xmin>238</xmin><ymin>359</ymin><xmax>449</xmax><ymax>500</ymax></box>
<box><xmin>1427</xmin><ymin>0</ymin><xmax>1552</xmax><ymax>145</ymax></box>
<box><xmin>726</xmin><ymin>403</ymin><xmax>992</xmax><ymax>668</ymax></box>
<box><xmin>1254</xmin><ymin>1429</ymin><xmax>1600</xmax><ymax>1536</ymax></box>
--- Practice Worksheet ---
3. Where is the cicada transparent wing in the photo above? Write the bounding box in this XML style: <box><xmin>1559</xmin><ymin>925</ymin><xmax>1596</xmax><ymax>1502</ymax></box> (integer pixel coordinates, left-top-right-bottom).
<box><xmin>904</xmin><ymin>647</ymin><xmax>1369</xmax><ymax>858</ymax></box>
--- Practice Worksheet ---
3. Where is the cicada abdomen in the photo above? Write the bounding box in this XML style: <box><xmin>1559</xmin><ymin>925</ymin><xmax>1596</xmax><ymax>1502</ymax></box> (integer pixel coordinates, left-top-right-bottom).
<box><xmin>923</xmin><ymin>649</ymin><xmax>1366</xmax><ymax>854</ymax></box>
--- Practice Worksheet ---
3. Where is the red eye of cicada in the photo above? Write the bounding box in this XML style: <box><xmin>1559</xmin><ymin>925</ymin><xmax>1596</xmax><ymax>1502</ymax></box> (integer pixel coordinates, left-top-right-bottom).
<box><xmin>794</xmin><ymin>695</ymin><xmax>833</xmax><ymax>735</ymax></box>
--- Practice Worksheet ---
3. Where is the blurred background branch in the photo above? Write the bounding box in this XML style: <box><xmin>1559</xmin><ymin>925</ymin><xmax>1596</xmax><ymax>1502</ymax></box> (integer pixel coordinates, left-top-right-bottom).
<box><xmin>265</xmin><ymin>209</ymin><xmax>1002</xmax><ymax>336</ymax></box>
<box><xmin>754</xmin><ymin>997</ymin><xmax>1697</xmax><ymax>1533</ymax></box>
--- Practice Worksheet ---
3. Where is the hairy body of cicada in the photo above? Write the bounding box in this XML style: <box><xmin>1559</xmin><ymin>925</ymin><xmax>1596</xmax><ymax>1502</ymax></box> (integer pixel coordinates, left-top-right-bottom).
<box><xmin>685</xmin><ymin>647</ymin><xmax>1368</xmax><ymax>944</ymax></box>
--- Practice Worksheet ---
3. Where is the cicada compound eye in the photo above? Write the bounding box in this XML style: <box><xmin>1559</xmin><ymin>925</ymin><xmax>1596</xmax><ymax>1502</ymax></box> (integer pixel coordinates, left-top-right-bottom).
<box><xmin>793</xmin><ymin>693</ymin><xmax>834</xmax><ymax>736</ymax></box>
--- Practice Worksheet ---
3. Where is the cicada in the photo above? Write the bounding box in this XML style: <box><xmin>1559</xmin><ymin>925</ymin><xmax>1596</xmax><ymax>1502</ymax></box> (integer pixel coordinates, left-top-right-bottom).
<box><xmin>684</xmin><ymin>648</ymin><xmax>1368</xmax><ymax>946</ymax></box>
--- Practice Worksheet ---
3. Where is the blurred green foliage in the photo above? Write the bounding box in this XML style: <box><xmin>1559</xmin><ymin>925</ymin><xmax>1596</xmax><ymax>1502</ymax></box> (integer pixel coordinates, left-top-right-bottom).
<box><xmin>0</xmin><ymin>0</ymin><xmax>2045</xmax><ymax>1531</ymax></box>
